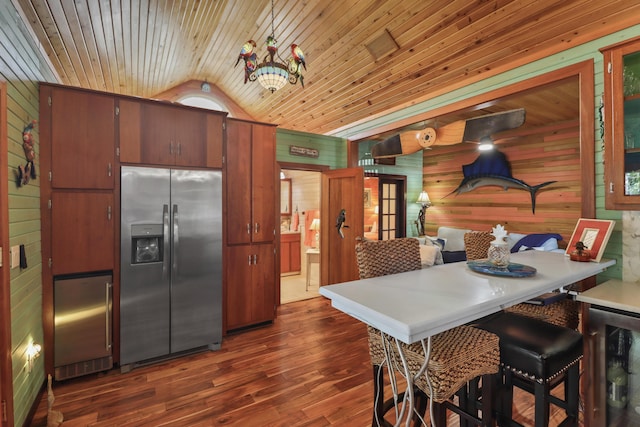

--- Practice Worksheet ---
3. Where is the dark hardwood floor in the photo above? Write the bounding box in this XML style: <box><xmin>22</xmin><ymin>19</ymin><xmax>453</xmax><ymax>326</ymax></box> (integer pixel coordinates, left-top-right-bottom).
<box><xmin>30</xmin><ymin>297</ymin><xmax>582</xmax><ymax>426</ymax></box>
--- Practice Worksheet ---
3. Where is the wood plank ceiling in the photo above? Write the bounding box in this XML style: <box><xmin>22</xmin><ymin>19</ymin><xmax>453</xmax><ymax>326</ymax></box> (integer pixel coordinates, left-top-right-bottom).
<box><xmin>14</xmin><ymin>0</ymin><xmax>640</xmax><ymax>137</ymax></box>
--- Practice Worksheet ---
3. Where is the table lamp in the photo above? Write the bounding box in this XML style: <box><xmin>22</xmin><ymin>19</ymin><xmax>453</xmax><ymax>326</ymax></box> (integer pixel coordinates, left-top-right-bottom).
<box><xmin>415</xmin><ymin>191</ymin><xmax>431</xmax><ymax>236</ymax></box>
<box><xmin>310</xmin><ymin>218</ymin><xmax>320</xmax><ymax>248</ymax></box>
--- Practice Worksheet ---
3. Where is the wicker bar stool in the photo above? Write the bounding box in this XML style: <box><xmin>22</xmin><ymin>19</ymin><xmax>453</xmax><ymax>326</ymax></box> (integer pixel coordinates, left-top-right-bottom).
<box><xmin>356</xmin><ymin>238</ymin><xmax>500</xmax><ymax>426</ymax></box>
<box><xmin>463</xmin><ymin>231</ymin><xmax>579</xmax><ymax>330</ymax></box>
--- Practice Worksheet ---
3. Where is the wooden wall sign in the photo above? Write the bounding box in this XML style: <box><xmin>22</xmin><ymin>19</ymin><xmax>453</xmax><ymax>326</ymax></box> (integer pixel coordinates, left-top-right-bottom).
<box><xmin>289</xmin><ymin>145</ymin><xmax>319</xmax><ymax>158</ymax></box>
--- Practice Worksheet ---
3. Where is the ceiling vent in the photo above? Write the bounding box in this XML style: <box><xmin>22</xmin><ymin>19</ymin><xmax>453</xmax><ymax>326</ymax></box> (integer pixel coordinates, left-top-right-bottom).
<box><xmin>365</xmin><ymin>29</ymin><xmax>399</xmax><ymax>62</ymax></box>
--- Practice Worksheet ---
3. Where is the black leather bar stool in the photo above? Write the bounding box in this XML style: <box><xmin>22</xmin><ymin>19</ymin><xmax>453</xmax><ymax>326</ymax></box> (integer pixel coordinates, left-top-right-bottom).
<box><xmin>475</xmin><ymin>312</ymin><xmax>583</xmax><ymax>427</ymax></box>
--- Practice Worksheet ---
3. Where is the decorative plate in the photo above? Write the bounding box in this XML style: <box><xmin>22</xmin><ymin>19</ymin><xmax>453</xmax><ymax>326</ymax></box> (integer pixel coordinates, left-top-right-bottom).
<box><xmin>466</xmin><ymin>260</ymin><xmax>537</xmax><ymax>277</ymax></box>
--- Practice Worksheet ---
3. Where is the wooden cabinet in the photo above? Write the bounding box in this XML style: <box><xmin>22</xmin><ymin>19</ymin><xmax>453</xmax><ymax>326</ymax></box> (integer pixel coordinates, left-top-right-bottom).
<box><xmin>43</xmin><ymin>84</ymin><xmax>116</xmax><ymax>189</ymax></box>
<box><xmin>118</xmin><ymin>98</ymin><xmax>224</xmax><ymax>168</ymax></box>
<box><xmin>280</xmin><ymin>233</ymin><xmax>301</xmax><ymax>273</ymax></box>
<box><xmin>224</xmin><ymin>118</ymin><xmax>278</xmax><ymax>331</ymax></box>
<box><xmin>141</xmin><ymin>102</ymin><xmax>205</xmax><ymax>166</ymax></box>
<box><xmin>50</xmin><ymin>191</ymin><xmax>114</xmax><ymax>276</ymax></box>
<box><xmin>225</xmin><ymin>244</ymin><xmax>275</xmax><ymax>330</ymax></box>
<box><xmin>601</xmin><ymin>36</ymin><xmax>640</xmax><ymax>210</ymax></box>
<box><xmin>225</xmin><ymin>119</ymin><xmax>277</xmax><ymax>245</ymax></box>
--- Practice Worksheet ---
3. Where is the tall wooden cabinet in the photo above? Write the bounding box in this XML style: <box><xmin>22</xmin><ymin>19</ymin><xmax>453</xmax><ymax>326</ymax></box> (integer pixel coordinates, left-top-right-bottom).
<box><xmin>601</xmin><ymin>36</ymin><xmax>640</xmax><ymax>210</ymax></box>
<box><xmin>39</xmin><ymin>83</ymin><xmax>118</xmax><ymax>374</ymax></box>
<box><xmin>224</xmin><ymin>119</ymin><xmax>278</xmax><ymax>331</ymax></box>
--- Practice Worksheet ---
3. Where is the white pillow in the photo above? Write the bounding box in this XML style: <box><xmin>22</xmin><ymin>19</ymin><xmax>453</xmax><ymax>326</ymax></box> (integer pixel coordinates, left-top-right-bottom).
<box><xmin>419</xmin><ymin>244</ymin><xmax>439</xmax><ymax>267</ymax></box>
<box><xmin>437</xmin><ymin>226</ymin><xmax>471</xmax><ymax>252</ymax></box>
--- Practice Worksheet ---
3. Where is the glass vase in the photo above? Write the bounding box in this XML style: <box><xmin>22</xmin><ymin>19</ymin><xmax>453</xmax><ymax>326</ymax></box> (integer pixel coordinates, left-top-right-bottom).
<box><xmin>487</xmin><ymin>241</ymin><xmax>510</xmax><ymax>267</ymax></box>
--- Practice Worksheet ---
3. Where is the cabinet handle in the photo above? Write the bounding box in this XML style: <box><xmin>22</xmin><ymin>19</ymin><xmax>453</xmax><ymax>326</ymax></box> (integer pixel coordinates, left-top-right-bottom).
<box><xmin>107</xmin><ymin>205</ymin><xmax>112</xmax><ymax>221</ymax></box>
<box><xmin>107</xmin><ymin>163</ymin><xmax>112</xmax><ymax>177</ymax></box>
<box><xmin>247</xmin><ymin>223</ymin><xmax>251</xmax><ymax>234</ymax></box>
<box><xmin>105</xmin><ymin>282</ymin><xmax>111</xmax><ymax>351</ymax></box>
<box><xmin>247</xmin><ymin>255</ymin><xmax>252</xmax><ymax>265</ymax></box>
<box><xmin>255</xmin><ymin>223</ymin><xmax>260</xmax><ymax>234</ymax></box>
<box><xmin>253</xmin><ymin>254</ymin><xmax>258</xmax><ymax>264</ymax></box>
<box><xmin>177</xmin><ymin>142</ymin><xmax>182</xmax><ymax>156</ymax></box>
<box><xmin>609</xmin><ymin>182</ymin><xmax>614</xmax><ymax>193</ymax></box>
<box><xmin>169</xmin><ymin>141</ymin><xmax>174</xmax><ymax>154</ymax></box>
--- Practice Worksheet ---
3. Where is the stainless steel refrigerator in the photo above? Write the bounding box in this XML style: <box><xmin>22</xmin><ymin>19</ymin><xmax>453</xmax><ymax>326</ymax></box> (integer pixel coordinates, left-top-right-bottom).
<box><xmin>120</xmin><ymin>166</ymin><xmax>222</xmax><ymax>368</ymax></box>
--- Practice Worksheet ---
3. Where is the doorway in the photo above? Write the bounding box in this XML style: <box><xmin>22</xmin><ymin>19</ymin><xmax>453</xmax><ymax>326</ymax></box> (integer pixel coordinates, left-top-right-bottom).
<box><xmin>363</xmin><ymin>174</ymin><xmax>407</xmax><ymax>240</ymax></box>
<box><xmin>279</xmin><ymin>168</ymin><xmax>322</xmax><ymax>304</ymax></box>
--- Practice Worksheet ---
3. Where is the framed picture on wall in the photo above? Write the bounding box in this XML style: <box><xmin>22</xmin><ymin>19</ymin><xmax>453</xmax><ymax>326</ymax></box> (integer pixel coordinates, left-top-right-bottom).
<box><xmin>565</xmin><ymin>218</ymin><xmax>615</xmax><ymax>262</ymax></box>
<box><xmin>364</xmin><ymin>188</ymin><xmax>372</xmax><ymax>208</ymax></box>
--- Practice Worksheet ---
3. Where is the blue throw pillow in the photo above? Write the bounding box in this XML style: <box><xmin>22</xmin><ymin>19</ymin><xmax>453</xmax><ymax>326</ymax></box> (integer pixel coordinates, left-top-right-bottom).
<box><xmin>442</xmin><ymin>250</ymin><xmax>467</xmax><ymax>263</ymax></box>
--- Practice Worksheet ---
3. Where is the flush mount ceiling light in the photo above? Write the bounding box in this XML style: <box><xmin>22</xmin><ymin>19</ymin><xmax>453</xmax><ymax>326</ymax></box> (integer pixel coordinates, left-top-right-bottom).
<box><xmin>235</xmin><ymin>0</ymin><xmax>306</xmax><ymax>93</ymax></box>
<box><xmin>478</xmin><ymin>136</ymin><xmax>495</xmax><ymax>151</ymax></box>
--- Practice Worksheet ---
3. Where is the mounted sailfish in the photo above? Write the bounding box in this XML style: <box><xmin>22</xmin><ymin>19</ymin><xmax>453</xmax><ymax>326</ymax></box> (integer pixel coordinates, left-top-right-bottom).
<box><xmin>447</xmin><ymin>149</ymin><xmax>556</xmax><ymax>214</ymax></box>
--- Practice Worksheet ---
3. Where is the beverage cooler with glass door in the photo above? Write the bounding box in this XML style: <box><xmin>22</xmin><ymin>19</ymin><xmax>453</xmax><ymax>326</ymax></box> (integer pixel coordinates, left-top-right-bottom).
<box><xmin>585</xmin><ymin>303</ymin><xmax>640</xmax><ymax>426</ymax></box>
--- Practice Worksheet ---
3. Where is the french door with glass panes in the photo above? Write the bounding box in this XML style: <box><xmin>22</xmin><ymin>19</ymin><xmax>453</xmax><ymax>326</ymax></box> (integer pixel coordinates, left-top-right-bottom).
<box><xmin>378</xmin><ymin>175</ymin><xmax>406</xmax><ymax>240</ymax></box>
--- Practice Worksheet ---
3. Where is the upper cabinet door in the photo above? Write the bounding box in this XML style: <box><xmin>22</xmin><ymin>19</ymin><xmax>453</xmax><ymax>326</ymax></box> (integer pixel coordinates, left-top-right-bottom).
<box><xmin>140</xmin><ymin>102</ymin><xmax>206</xmax><ymax>167</ymax></box>
<box><xmin>205</xmin><ymin>113</ymin><xmax>224</xmax><ymax>168</ymax></box>
<box><xmin>118</xmin><ymin>98</ymin><xmax>142</xmax><ymax>164</ymax></box>
<box><xmin>602</xmin><ymin>37</ymin><xmax>640</xmax><ymax>210</ymax></box>
<box><xmin>250</xmin><ymin>123</ymin><xmax>276</xmax><ymax>243</ymax></box>
<box><xmin>50</xmin><ymin>87</ymin><xmax>116</xmax><ymax>189</ymax></box>
<box><xmin>226</xmin><ymin>120</ymin><xmax>253</xmax><ymax>245</ymax></box>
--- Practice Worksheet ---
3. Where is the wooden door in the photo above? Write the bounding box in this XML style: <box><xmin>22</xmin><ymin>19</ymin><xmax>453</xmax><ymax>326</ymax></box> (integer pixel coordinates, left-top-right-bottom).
<box><xmin>225</xmin><ymin>243</ymin><xmax>274</xmax><ymax>330</ymax></box>
<box><xmin>320</xmin><ymin>168</ymin><xmax>364</xmax><ymax>286</ymax></box>
<box><xmin>50</xmin><ymin>87</ymin><xmax>115</xmax><ymax>189</ymax></box>
<box><xmin>172</xmin><ymin>107</ymin><xmax>206</xmax><ymax>167</ymax></box>
<box><xmin>51</xmin><ymin>191</ymin><xmax>115</xmax><ymax>275</ymax></box>
<box><xmin>251</xmin><ymin>123</ymin><xmax>277</xmax><ymax>243</ymax></box>
<box><xmin>290</xmin><ymin>238</ymin><xmax>301</xmax><ymax>271</ymax></box>
<box><xmin>225</xmin><ymin>244</ymin><xmax>253</xmax><ymax>330</ymax></box>
<box><xmin>280</xmin><ymin>237</ymin><xmax>292</xmax><ymax>273</ymax></box>
<box><xmin>252</xmin><ymin>243</ymin><xmax>276</xmax><ymax>324</ymax></box>
<box><xmin>226</xmin><ymin>120</ymin><xmax>252</xmax><ymax>245</ymax></box>
<box><xmin>205</xmin><ymin>113</ymin><xmax>224</xmax><ymax>168</ymax></box>
<box><xmin>140</xmin><ymin>102</ymin><xmax>178</xmax><ymax>166</ymax></box>
<box><xmin>118</xmin><ymin>98</ymin><xmax>142</xmax><ymax>163</ymax></box>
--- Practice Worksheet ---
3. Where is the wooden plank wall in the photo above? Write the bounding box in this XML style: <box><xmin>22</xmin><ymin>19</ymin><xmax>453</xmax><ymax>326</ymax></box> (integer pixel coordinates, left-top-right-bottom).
<box><xmin>423</xmin><ymin>120</ymin><xmax>581</xmax><ymax>242</ymax></box>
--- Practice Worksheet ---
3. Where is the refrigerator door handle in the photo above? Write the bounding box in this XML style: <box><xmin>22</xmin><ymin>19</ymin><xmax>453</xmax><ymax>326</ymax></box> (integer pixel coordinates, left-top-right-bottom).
<box><xmin>173</xmin><ymin>204</ymin><xmax>179</xmax><ymax>278</ymax></box>
<box><xmin>163</xmin><ymin>204</ymin><xmax>170</xmax><ymax>279</ymax></box>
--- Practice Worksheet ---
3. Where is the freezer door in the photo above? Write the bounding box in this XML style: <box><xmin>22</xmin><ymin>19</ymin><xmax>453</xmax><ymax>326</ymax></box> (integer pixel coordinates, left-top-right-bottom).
<box><xmin>120</xmin><ymin>166</ymin><xmax>171</xmax><ymax>364</ymax></box>
<box><xmin>170</xmin><ymin>169</ymin><xmax>223</xmax><ymax>352</ymax></box>
<box><xmin>54</xmin><ymin>275</ymin><xmax>112</xmax><ymax>367</ymax></box>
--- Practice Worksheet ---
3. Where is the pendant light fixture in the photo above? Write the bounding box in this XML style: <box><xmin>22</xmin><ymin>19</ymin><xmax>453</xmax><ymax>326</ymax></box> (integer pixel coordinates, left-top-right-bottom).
<box><xmin>236</xmin><ymin>0</ymin><xmax>307</xmax><ymax>92</ymax></box>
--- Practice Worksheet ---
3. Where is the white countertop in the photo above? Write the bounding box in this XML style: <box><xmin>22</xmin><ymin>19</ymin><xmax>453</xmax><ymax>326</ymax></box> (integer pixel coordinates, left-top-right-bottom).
<box><xmin>576</xmin><ymin>279</ymin><xmax>640</xmax><ymax>315</ymax></box>
<box><xmin>320</xmin><ymin>251</ymin><xmax>615</xmax><ymax>344</ymax></box>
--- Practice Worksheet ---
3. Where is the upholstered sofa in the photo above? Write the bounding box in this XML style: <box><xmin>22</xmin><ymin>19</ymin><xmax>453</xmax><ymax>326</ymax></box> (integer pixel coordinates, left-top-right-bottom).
<box><xmin>427</xmin><ymin>226</ymin><xmax>564</xmax><ymax>264</ymax></box>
